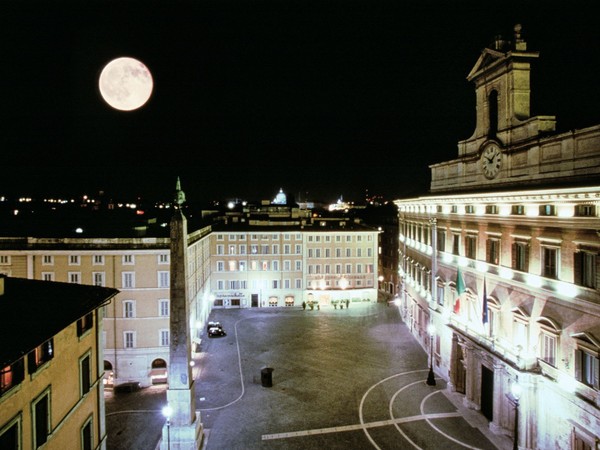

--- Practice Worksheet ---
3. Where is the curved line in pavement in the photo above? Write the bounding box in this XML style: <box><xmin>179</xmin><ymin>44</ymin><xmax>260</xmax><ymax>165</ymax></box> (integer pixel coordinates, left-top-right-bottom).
<box><xmin>388</xmin><ymin>379</ymin><xmax>430</xmax><ymax>450</ymax></box>
<box><xmin>199</xmin><ymin>315</ymin><xmax>248</xmax><ymax>411</ymax></box>
<box><xmin>358</xmin><ymin>369</ymin><xmax>429</xmax><ymax>449</ymax></box>
<box><xmin>419</xmin><ymin>391</ymin><xmax>483</xmax><ymax>450</ymax></box>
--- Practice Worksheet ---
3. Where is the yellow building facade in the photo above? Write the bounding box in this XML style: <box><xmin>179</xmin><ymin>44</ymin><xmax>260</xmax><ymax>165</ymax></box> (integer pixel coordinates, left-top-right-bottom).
<box><xmin>0</xmin><ymin>276</ymin><xmax>118</xmax><ymax>449</ymax></box>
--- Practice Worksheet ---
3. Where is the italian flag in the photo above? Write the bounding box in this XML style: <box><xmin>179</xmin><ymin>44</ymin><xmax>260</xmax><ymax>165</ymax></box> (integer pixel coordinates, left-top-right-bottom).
<box><xmin>454</xmin><ymin>266</ymin><xmax>466</xmax><ymax>314</ymax></box>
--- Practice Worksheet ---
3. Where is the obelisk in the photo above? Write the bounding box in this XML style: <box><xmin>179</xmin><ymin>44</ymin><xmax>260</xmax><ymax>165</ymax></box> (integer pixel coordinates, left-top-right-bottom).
<box><xmin>160</xmin><ymin>178</ymin><xmax>203</xmax><ymax>449</ymax></box>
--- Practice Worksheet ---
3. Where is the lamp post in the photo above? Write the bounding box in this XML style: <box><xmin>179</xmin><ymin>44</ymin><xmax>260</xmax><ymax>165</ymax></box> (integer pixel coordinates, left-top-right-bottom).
<box><xmin>426</xmin><ymin>323</ymin><xmax>436</xmax><ymax>386</ymax></box>
<box><xmin>162</xmin><ymin>405</ymin><xmax>173</xmax><ymax>450</ymax></box>
<box><xmin>511</xmin><ymin>380</ymin><xmax>522</xmax><ymax>450</ymax></box>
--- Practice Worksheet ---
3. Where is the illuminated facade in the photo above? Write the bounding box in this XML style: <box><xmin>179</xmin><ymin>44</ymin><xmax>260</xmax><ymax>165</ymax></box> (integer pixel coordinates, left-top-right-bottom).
<box><xmin>395</xmin><ymin>26</ymin><xmax>600</xmax><ymax>449</ymax></box>
<box><xmin>0</xmin><ymin>276</ymin><xmax>118</xmax><ymax>450</ymax></box>
<box><xmin>0</xmin><ymin>211</ymin><xmax>378</xmax><ymax>388</ymax></box>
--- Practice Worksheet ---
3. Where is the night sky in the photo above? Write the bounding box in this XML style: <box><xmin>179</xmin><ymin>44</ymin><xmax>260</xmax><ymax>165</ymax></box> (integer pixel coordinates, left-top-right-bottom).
<box><xmin>2</xmin><ymin>0</ymin><xmax>599</xmax><ymax>204</ymax></box>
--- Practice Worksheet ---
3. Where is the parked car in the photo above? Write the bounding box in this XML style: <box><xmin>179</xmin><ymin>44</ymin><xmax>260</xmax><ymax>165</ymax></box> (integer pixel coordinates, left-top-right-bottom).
<box><xmin>208</xmin><ymin>326</ymin><xmax>226</xmax><ymax>337</ymax></box>
<box><xmin>207</xmin><ymin>321</ymin><xmax>222</xmax><ymax>332</ymax></box>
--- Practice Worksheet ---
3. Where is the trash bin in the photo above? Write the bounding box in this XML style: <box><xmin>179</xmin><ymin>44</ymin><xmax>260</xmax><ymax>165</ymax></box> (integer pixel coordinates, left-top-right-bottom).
<box><xmin>261</xmin><ymin>367</ymin><xmax>274</xmax><ymax>387</ymax></box>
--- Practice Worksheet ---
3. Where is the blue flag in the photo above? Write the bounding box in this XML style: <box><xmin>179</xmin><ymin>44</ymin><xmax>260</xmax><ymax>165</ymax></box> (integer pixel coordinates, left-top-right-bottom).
<box><xmin>482</xmin><ymin>276</ymin><xmax>488</xmax><ymax>325</ymax></box>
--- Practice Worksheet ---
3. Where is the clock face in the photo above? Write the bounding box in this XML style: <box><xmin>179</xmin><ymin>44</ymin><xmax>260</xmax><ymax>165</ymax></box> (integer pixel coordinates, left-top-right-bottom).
<box><xmin>481</xmin><ymin>145</ymin><xmax>502</xmax><ymax>179</ymax></box>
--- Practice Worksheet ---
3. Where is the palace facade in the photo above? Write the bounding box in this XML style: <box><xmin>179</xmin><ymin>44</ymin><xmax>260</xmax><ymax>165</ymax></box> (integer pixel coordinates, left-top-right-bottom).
<box><xmin>395</xmin><ymin>26</ymin><xmax>600</xmax><ymax>449</ymax></box>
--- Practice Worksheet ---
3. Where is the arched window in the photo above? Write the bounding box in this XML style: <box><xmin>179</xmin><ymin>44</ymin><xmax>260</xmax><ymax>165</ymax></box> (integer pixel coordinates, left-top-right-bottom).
<box><xmin>488</xmin><ymin>90</ymin><xmax>498</xmax><ymax>136</ymax></box>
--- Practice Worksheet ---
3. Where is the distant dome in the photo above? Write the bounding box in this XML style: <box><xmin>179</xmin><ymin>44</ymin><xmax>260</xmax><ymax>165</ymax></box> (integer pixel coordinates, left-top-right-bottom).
<box><xmin>273</xmin><ymin>188</ymin><xmax>287</xmax><ymax>205</ymax></box>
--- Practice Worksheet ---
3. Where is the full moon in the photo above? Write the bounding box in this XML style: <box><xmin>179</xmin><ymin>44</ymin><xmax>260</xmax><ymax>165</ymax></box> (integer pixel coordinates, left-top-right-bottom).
<box><xmin>98</xmin><ymin>57</ymin><xmax>153</xmax><ymax>111</ymax></box>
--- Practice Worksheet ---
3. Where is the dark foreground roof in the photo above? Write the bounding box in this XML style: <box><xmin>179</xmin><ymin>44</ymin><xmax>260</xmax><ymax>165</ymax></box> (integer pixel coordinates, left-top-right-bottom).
<box><xmin>0</xmin><ymin>276</ymin><xmax>119</xmax><ymax>368</ymax></box>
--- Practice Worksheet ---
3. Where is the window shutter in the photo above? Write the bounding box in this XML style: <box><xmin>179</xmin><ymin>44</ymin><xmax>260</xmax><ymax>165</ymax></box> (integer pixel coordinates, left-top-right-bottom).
<box><xmin>524</xmin><ymin>244</ymin><xmax>530</xmax><ymax>272</ymax></box>
<box><xmin>486</xmin><ymin>239</ymin><xmax>491</xmax><ymax>263</ymax></box>
<box><xmin>594</xmin><ymin>356</ymin><xmax>600</xmax><ymax>390</ymax></box>
<box><xmin>574</xmin><ymin>251</ymin><xmax>583</xmax><ymax>286</ymax></box>
<box><xmin>511</xmin><ymin>243</ymin><xmax>517</xmax><ymax>269</ymax></box>
<box><xmin>574</xmin><ymin>349</ymin><xmax>582</xmax><ymax>382</ymax></box>
<box><xmin>28</xmin><ymin>352</ymin><xmax>37</xmax><ymax>374</ymax></box>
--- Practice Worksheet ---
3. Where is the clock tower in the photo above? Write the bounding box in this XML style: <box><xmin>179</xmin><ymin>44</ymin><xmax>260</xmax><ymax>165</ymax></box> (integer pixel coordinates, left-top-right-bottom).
<box><xmin>430</xmin><ymin>24</ymin><xmax>563</xmax><ymax>193</ymax></box>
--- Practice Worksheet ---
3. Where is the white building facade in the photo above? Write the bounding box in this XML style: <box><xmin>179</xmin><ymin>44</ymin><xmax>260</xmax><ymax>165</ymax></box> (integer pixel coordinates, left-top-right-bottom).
<box><xmin>395</xmin><ymin>26</ymin><xmax>600</xmax><ymax>449</ymax></box>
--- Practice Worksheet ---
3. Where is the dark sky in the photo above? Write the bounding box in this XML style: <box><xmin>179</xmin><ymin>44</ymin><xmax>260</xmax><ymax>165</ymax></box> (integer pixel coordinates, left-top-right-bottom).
<box><xmin>2</xmin><ymin>0</ymin><xmax>599</xmax><ymax>203</ymax></box>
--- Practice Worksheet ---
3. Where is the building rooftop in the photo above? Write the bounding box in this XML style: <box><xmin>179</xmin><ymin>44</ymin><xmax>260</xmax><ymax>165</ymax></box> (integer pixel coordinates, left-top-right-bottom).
<box><xmin>0</xmin><ymin>276</ymin><xmax>119</xmax><ymax>368</ymax></box>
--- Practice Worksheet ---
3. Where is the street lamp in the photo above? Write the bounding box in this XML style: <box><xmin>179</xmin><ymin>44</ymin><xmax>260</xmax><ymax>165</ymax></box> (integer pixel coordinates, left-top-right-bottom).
<box><xmin>511</xmin><ymin>380</ymin><xmax>522</xmax><ymax>450</ymax></box>
<box><xmin>162</xmin><ymin>405</ymin><xmax>173</xmax><ymax>450</ymax></box>
<box><xmin>426</xmin><ymin>323</ymin><xmax>436</xmax><ymax>386</ymax></box>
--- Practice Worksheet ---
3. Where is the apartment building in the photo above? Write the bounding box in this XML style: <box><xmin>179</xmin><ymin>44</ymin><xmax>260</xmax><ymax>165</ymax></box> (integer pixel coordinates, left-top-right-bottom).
<box><xmin>208</xmin><ymin>218</ymin><xmax>378</xmax><ymax>309</ymax></box>
<box><xmin>0</xmin><ymin>236</ymin><xmax>174</xmax><ymax>388</ymax></box>
<box><xmin>0</xmin><ymin>206</ymin><xmax>378</xmax><ymax>388</ymax></box>
<box><xmin>0</xmin><ymin>276</ymin><xmax>118</xmax><ymax>450</ymax></box>
<box><xmin>394</xmin><ymin>26</ymin><xmax>600</xmax><ymax>449</ymax></box>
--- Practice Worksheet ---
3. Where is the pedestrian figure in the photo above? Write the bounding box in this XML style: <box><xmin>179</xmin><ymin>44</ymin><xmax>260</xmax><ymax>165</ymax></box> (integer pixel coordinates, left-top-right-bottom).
<box><xmin>346</xmin><ymin>299</ymin><xmax>350</xmax><ymax>308</ymax></box>
<box><xmin>317</xmin><ymin>304</ymin><xmax>320</xmax><ymax>311</ymax></box>
<box><xmin>302</xmin><ymin>301</ymin><xmax>306</xmax><ymax>310</ymax></box>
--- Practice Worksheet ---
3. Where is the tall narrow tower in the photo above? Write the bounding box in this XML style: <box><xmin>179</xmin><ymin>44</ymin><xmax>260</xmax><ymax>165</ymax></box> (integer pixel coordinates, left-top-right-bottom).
<box><xmin>161</xmin><ymin>178</ymin><xmax>203</xmax><ymax>449</ymax></box>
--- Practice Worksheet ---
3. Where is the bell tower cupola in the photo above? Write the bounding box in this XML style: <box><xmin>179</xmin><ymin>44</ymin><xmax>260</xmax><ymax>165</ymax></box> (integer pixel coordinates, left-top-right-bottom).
<box><xmin>459</xmin><ymin>24</ymin><xmax>556</xmax><ymax>157</ymax></box>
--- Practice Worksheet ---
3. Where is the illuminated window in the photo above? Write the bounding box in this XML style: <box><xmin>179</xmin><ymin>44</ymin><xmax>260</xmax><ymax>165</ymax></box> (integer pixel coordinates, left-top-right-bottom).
<box><xmin>229</xmin><ymin>245</ymin><xmax>236</xmax><ymax>255</ymax></box>
<box><xmin>574</xmin><ymin>249</ymin><xmax>597</xmax><ymax>288</ymax></box>
<box><xmin>512</xmin><ymin>241</ymin><xmax>529</xmax><ymax>272</ymax></box>
<box><xmin>542</xmin><ymin>246</ymin><xmax>559</xmax><ymax>279</ymax></box>
<box><xmin>262</xmin><ymin>261</ymin><xmax>269</xmax><ymax>271</ymax></box>
<box><xmin>1</xmin><ymin>359</ymin><xmax>24</xmax><ymax>396</ymax></box>
<box><xmin>228</xmin><ymin>261</ymin><xmax>236</xmax><ymax>271</ymax></box>
<box><xmin>251</xmin><ymin>245</ymin><xmax>258</xmax><ymax>254</ymax></box>
<box><xmin>239</xmin><ymin>261</ymin><xmax>246</xmax><ymax>271</ymax></box>
<box><xmin>465</xmin><ymin>235</ymin><xmax>477</xmax><ymax>259</ymax></box>
<box><xmin>28</xmin><ymin>339</ymin><xmax>54</xmax><ymax>374</ymax></box>
<box><xmin>486</xmin><ymin>239</ymin><xmax>500</xmax><ymax>265</ymax></box>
